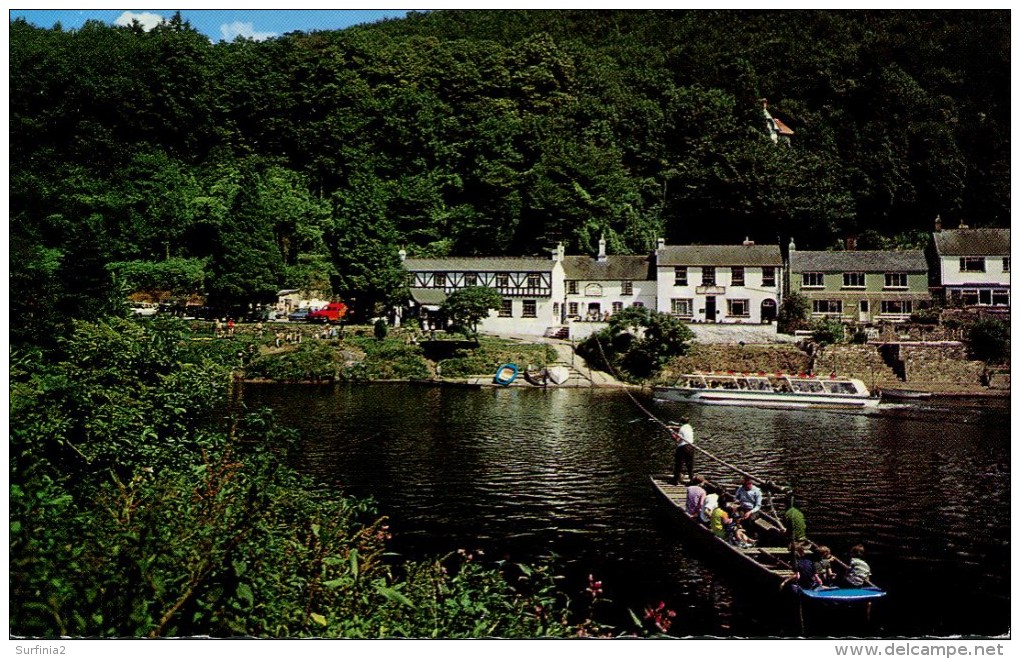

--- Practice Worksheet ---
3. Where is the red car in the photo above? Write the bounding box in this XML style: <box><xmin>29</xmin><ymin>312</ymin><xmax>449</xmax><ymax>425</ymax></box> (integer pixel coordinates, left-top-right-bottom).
<box><xmin>307</xmin><ymin>302</ymin><xmax>348</xmax><ymax>324</ymax></box>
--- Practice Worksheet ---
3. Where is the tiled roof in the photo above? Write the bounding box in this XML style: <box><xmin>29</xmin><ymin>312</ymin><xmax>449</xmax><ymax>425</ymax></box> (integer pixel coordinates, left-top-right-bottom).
<box><xmin>562</xmin><ymin>255</ymin><xmax>654</xmax><ymax>281</ymax></box>
<box><xmin>932</xmin><ymin>228</ymin><xmax>1010</xmax><ymax>256</ymax></box>
<box><xmin>789</xmin><ymin>250</ymin><xmax>928</xmax><ymax>273</ymax></box>
<box><xmin>657</xmin><ymin>244</ymin><xmax>783</xmax><ymax>267</ymax></box>
<box><xmin>409</xmin><ymin>288</ymin><xmax>448</xmax><ymax>306</ymax></box>
<box><xmin>772</xmin><ymin>117</ymin><xmax>795</xmax><ymax>136</ymax></box>
<box><xmin>403</xmin><ymin>256</ymin><xmax>555</xmax><ymax>272</ymax></box>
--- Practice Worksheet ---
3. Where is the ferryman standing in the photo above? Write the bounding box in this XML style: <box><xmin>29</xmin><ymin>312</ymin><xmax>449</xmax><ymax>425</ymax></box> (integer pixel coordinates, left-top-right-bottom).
<box><xmin>670</xmin><ymin>417</ymin><xmax>695</xmax><ymax>485</ymax></box>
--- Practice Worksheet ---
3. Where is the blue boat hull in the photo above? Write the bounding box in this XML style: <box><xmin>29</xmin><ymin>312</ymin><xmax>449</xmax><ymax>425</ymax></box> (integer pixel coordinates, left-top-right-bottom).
<box><xmin>493</xmin><ymin>363</ymin><xmax>518</xmax><ymax>386</ymax></box>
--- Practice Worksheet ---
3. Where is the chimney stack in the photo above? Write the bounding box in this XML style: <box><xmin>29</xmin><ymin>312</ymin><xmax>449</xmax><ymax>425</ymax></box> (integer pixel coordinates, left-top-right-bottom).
<box><xmin>398</xmin><ymin>249</ymin><xmax>407</xmax><ymax>262</ymax></box>
<box><xmin>958</xmin><ymin>220</ymin><xmax>969</xmax><ymax>229</ymax></box>
<box><xmin>934</xmin><ymin>214</ymin><xmax>942</xmax><ymax>233</ymax></box>
<box><xmin>742</xmin><ymin>236</ymin><xmax>755</xmax><ymax>246</ymax></box>
<box><xmin>552</xmin><ymin>242</ymin><xmax>565</xmax><ymax>262</ymax></box>
<box><xmin>788</xmin><ymin>237</ymin><xmax>796</xmax><ymax>252</ymax></box>
<box><xmin>597</xmin><ymin>234</ymin><xmax>607</xmax><ymax>262</ymax></box>
<box><xmin>846</xmin><ymin>236</ymin><xmax>857</xmax><ymax>251</ymax></box>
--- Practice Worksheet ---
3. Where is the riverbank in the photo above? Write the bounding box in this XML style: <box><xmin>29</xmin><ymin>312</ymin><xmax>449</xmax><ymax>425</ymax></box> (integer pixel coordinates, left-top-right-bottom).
<box><xmin>205</xmin><ymin>321</ymin><xmax>1008</xmax><ymax>397</ymax></box>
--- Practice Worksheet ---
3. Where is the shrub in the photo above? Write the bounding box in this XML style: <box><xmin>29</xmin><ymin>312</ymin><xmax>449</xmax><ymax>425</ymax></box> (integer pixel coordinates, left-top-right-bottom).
<box><xmin>966</xmin><ymin>318</ymin><xmax>1010</xmax><ymax>363</ymax></box>
<box><xmin>811</xmin><ymin>317</ymin><xmax>845</xmax><ymax>345</ymax></box>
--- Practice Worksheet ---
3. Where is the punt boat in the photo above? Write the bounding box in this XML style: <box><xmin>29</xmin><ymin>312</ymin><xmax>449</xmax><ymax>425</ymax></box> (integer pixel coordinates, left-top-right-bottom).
<box><xmin>649</xmin><ymin>475</ymin><xmax>887</xmax><ymax>605</ymax></box>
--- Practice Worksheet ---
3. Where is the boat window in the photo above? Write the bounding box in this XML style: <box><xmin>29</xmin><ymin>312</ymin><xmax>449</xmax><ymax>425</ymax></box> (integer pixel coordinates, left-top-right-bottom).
<box><xmin>793</xmin><ymin>380</ymin><xmax>824</xmax><ymax>393</ymax></box>
<box><xmin>687</xmin><ymin>378</ymin><xmax>705</xmax><ymax>388</ymax></box>
<box><xmin>751</xmin><ymin>379</ymin><xmax>772</xmax><ymax>391</ymax></box>
<box><xmin>736</xmin><ymin>378</ymin><xmax>749</xmax><ymax>389</ymax></box>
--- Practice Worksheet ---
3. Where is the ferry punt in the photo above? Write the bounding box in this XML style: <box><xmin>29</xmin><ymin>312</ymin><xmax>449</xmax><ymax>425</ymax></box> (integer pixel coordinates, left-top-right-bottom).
<box><xmin>653</xmin><ymin>372</ymin><xmax>880</xmax><ymax>409</ymax></box>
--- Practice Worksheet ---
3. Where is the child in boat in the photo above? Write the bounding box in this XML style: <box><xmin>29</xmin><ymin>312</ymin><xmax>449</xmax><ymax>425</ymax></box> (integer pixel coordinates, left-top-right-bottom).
<box><xmin>712</xmin><ymin>502</ymin><xmax>754</xmax><ymax>548</ymax></box>
<box><xmin>814</xmin><ymin>545</ymin><xmax>837</xmax><ymax>586</ymax></box>
<box><xmin>783</xmin><ymin>542</ymin><xmax>823</xmax><ymax>591</ymax></box>
<box><xmin>844</xmin><ymin>544</ymin><xmax>872</xmax><ymax>587</ymax></box>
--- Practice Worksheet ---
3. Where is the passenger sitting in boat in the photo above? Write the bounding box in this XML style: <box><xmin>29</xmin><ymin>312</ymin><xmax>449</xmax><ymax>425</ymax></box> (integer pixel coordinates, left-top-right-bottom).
<box><xmin>721</xmin><ymin>502</ymin><xmax>755</xmax><ymax>548</ymax></box>
<box><xmin>844</xmin><ymin>544</ymin><xmax>872</xmax><ymax>587</ymax></box>
<box><xmin>685</xmin><ymin>475</ymin><xmax>707</xmax><ymax>518</ymax></box>
<box><xmin>734</xmin><ymin>475</ymin><xmax>763</xmax><ymax>525</ymax></box>
<box><xmin>700</xmin><ymin>492</ymin><xmax>719</xmax><ymax>526</ymax></box>
<box><xmin>783</xmin><ymin>542</ymin><xmax>823</xmax><ymax>591</ymax></box>
<box><xmin>814</xmin><ymin>545</ymin><xmax>837</xmax><ymax>586</ymax></box>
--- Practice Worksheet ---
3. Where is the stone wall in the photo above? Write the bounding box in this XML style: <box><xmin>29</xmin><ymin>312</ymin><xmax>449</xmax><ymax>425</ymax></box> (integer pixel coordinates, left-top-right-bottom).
<box><xmin>660</xmin><ymin>344</ymin><xmax>811</xmax><ymax>383</ymax></box>
<box><xmin>810</xmin><ymin>345</ymin><xmax>902</xmax><ymax>389</ymax></box>
<box><xmin>894</xmin><ymin>343</ymin><xmax>987</xmax><ymax>388</ymax></box>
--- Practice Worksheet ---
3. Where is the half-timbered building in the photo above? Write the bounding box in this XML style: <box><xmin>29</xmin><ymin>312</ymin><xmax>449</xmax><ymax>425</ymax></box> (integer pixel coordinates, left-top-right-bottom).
<box><xmin>401</xmin><ymin>249</ymin><xmax>565</xmax><ymax>335</ymax></box>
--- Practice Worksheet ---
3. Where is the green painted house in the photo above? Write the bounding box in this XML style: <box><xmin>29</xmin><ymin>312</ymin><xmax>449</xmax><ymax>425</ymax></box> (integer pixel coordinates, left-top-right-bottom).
<box><xmin>787</xmin><ymin>242</ymin><xmax>930</xmax><ymax>325</ymax></box>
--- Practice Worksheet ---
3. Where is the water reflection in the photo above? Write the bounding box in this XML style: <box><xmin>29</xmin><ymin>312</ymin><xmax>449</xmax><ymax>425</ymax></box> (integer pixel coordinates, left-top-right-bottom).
<box><xmin>242</xmin><ymin>383</ymin><xmax>1009</xmax><ymax>637</ymax></box>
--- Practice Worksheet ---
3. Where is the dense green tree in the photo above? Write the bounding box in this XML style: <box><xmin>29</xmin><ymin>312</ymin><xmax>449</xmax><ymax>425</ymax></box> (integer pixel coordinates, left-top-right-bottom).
<box><xmin>441</xmin><ymin>286</ymin><xmax>504</xmax><ymax>338</ymax></box>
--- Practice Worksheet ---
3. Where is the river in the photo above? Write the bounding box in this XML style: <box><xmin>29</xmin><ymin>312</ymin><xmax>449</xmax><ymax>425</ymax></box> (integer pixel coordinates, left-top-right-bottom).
<box><xmin>241</xmin><ymin>382</ymin><xmax>1010</xmax><ymax>638</ymax></box>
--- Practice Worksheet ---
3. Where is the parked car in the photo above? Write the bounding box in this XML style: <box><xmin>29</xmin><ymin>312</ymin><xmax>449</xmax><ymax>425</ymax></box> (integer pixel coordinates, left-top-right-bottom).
<box><xmin>307</xmin><ymin>302</ymin><xmax>348</xmax><ymax>324</ymax></box>
<box><xmin>287</xmin><ymin>308</ymin><xmax>311</xmax><ymax>322</ymax></box>
<box><xmin>129</xmin><ymin>302</ymin><xmax>158</xmax><ymax>317</ymax></box>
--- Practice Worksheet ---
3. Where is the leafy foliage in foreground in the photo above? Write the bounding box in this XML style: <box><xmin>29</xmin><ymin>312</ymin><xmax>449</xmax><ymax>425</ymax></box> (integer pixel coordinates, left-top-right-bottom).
<box><xmin>9</xmin><ymin>319</ymin><xmax>608</xmax><ymax>638</ymax></box>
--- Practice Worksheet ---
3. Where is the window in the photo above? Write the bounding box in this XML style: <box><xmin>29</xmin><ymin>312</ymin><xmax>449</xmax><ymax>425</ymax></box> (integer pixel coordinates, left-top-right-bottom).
<box><xmin>842</xmin><ymin>272</ymin><xmax>866</xmax><ymax>288</ymax></box>
<box><xmin>880</xmin><ymin>300</ymin><xmax>913</xmax><ymax>315</ymax></box>
<box><xmin>611</xmin><ymin>301</ymin><xmax>623</xmax><ymax>314</ymax></box>
<box><xmin>701</xmin><ymin>267</ymin><xmax>716</xmax><ymax>286</ymax></box>
<box><xmin>884</xmin><ymin>273</ymin><xmax>907</xmax><ymax>288</ymax></box>
<box><xmin>671</xmin><ymin>298</ymin><xmax>694</xmax><ymax>316</ymax></box>
<box><xmin>568</xmin><ymin>302</ymin><xmax>579</xmax><ymax>317</ymax></box>
<box><xmin>812</xmin><ymin>300</ymin><xmax>843</xmax><ymax>314</ymax></box>
<box><xmin>802</xmin><ymin>272</ymin><xmax>824</xmax><ymax>288</ymax></box>
<box><xmin>1004</xmin><ymin>258</ymin><xmax>1010</xmax><ymax>273</ymax></box>
<box><xmin>727</xmin><ymin>299</ymin><xmax>750</xmax><ymax>317</ymax></box>
<box><xmin>464</xmin><ymin>273</ymin><xmax>478</xmax><ymax>286</ymax></box>
<box><xmin>567</xmin><ymin>281</ymin><xmax>578</xmax><ymax>295</ymax></box>
<box><xmin>499</xmin><ymin>299</ymin><xmax>513</xmax><ymax>317</ymax></box>
<box><xmin>993</xmin><ymin>290</ymin><xmax>1010</xmax><ymax>306</ymax></box>
<box><xmin>674</xmin><ymin>267</ymin><xmax>688</xmax><ymax>286</ymax></box>
<box><xmin>522</xmin><ymin>300</ymin><xmax>537</xmax><ymax>318</ymax></box>
<box><xmin>622</xmin><ymin>281</ymin><xmax>634</xmax><ymax>296</ymax></box>
<box><xmin>632</xmin><ymin>301</ymin><xmax>645</xmax><ymax>308</ymax></box>
<box><xmin>762</xmin><ymin>267</ymin><xmax>776</xmax><ymax>287</ymax></box>
<box><xmin>731</xmin><ymin>267</ymin><xmax>745</xmax><ymax>286</ymax></box>
<box><xmin>496</xmin><ymin>273</ymin><xmax>509</xmax><ymax>288</ymax></box>
<box><xmin>527</xmin><ymin>273</ymin><xmax>541</xmax><ymax>288</ymax></box>
<box><xmin>433</xmin><ymin>273</ymin><xmax>446</xmax><ymax>287</ymax></box>
<box><xmin>553</xmin><ymin>302</ymin><xmax>560</xmax><ymax>319</ymax></box>
<box><xmin>960</xmin><ymin>257</ymin><xmax>986</xmax><ymax>273</ymax></box>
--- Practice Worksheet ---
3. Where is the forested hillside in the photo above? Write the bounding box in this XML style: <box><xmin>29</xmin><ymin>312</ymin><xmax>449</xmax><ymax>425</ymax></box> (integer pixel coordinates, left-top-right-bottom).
<box><xmin>10</xmin><ymin>10</ymin><xmax>1009</xmax><ymax>346</ymax></box>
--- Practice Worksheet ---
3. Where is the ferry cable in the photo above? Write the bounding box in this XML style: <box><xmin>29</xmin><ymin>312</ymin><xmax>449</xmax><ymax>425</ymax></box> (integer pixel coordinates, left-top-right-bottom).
<box><xmin>590</xmin><ymin>334</ymin><xmax>788</xmax><ymax>496</ymax></box>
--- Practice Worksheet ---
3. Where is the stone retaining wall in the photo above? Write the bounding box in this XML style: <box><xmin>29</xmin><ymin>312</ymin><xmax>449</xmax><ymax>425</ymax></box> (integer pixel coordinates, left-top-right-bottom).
<box><xmin>894</xmin><ymin>343</ymin><xmax>987</xmax><ymax>387</ymax></box>
<box><xmin>810</xmin><ymin>345</ymin><xmax>902</xmax><ymax>388</ymax></box>
<box><xmin>660</xmin><ymin>344</ymin><xmax>811</xmax><ymax>382</ymax></box>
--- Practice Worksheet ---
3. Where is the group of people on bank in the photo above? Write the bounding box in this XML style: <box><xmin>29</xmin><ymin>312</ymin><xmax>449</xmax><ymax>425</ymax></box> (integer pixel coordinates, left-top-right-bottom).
<box><xmin>670</xmin><ymin>419</ymin><xmax>873</xmax><ymax>591</ymax></box>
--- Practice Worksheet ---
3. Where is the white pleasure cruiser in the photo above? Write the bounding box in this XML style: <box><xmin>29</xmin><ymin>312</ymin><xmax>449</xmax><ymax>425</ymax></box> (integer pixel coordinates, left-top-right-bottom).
<box><xmin>653</xmin><ymin>372</ymin><xmax>880</xmax><ymax>409</ymax></box>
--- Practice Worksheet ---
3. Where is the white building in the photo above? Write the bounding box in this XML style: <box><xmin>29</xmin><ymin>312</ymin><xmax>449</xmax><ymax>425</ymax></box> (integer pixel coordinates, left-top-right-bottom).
<box><xmin>655</xmin><ymin>240</ymin><xmax>783</xmax><ymax>324</ymax></box>
<box><xmin>930</xmin><ymin>223</ymin><xmax>1010</xmax><ymax>310</ymax></box>
<box><xmin>561</xmin><ymin>237</ymin><xmax>656</xmax><ymax>320</ymax></box>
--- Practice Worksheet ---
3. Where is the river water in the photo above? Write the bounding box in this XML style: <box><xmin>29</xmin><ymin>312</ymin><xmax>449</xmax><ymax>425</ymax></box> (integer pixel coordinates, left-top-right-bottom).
<box><xmin>241</xmin><ymin>383</ymin><xmax>1010</xmax><ymax>638</ymax></box>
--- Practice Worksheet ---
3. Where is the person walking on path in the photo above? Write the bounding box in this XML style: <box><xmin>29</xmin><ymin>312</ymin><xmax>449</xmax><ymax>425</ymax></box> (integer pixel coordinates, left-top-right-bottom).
<box><xmin>670</xmin><ymin>417</ymin><xmax>695</xmax><ymax>485</ymax></box>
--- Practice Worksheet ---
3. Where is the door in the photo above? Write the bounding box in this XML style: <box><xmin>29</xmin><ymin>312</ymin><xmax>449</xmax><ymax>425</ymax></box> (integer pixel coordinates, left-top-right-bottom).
<box><xmin>859</xmin><ymin>300</ymin><xmax>870</xmax><ymax>323</ymax></box>
<box><xmin>705</xmin><ymin>296</ymin><xmax>717</xmax><ymax>323</ymax></box>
